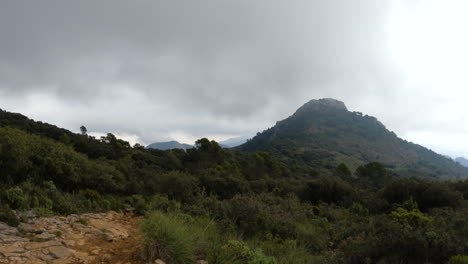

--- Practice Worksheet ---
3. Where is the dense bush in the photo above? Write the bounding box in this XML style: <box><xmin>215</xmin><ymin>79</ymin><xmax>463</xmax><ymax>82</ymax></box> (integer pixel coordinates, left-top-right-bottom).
<box><xmin>140</xmin><ymin>211</ymin><xmax>195</xmax><ymax>264</ymax></box>
<box><xmin>0</xmin><ymin>204</ymin><xmax>19</xmax><ymax>227</ymax></box>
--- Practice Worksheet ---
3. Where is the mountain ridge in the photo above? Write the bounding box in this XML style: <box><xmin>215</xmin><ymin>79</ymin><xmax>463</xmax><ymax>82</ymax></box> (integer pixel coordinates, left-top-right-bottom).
<box><xmin>146</xmin><ymin>140</ymin><xmax>193</xmax><ymax>150</ymax></box>
<box><xmin>238</xmin><ymin>98</ymin><xmax>468</xmax><ymax>180</ymax></box>
<box><xmin>455</xmin><ymin>157</ymin><xmax>468</xmax><ymax>168</ymax></box>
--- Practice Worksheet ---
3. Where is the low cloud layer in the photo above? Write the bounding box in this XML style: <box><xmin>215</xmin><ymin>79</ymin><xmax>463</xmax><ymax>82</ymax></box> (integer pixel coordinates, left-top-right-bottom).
<box><xmin>1</xmin><ymin>0</ymin><xmax>467</xmax><ymax>157</ymax></box>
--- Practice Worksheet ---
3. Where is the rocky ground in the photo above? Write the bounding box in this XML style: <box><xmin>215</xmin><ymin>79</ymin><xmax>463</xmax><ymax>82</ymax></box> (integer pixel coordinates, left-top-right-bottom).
<box><xmin>0</xmin><ymin>211</ymin><xmax>143</xmax><ymax>264</ymax></box>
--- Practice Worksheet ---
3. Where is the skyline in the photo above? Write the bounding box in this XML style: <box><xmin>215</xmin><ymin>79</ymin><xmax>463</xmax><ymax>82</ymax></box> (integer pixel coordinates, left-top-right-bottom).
<box><xmin>1</xmin><ymin>1</ymin><xmax>468</xmax><ymax>157</ymax></box>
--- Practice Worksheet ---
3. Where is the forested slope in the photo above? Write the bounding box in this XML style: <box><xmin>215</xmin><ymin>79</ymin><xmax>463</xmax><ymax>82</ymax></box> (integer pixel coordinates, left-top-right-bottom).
<box><xmin>239</xmin><ymin>99</ymin><xmax>468</xmax><ymax>180</ymax></box>
<box><xmin>0</xmin><ymin>107</ymin><xmax>468</xmax><ymax>263</ymax></box>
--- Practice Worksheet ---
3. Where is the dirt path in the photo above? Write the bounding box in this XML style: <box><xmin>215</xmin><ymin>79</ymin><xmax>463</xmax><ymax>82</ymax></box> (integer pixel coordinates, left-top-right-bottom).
<box><xmin>0</xmin><ymin>211</ymin><xmax>144</xmax><ymax>264</ymax></box>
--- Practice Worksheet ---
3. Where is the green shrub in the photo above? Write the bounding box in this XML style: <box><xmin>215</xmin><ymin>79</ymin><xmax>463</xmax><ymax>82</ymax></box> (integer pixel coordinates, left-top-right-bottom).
<box><xmin>259</xmin><ymin>236</ymin><xmax>314</xmax><ymax>264</ymax></box>
<box><xmin>34</xmin><ymin>207</ymin><xmax>54</xmax><ymax>217</ymax></box>
<box><xmin>127</xmin><ymin>194</ymin><xmax>147</xmax><ymax>215</ymax></box>
<box><xmin>76</xmin><ymin>217</ymin><xmax>88</xmax><ymax>225</ymax></box>
<box><xmin>449</xmin><ymin>255</ymin><xmax>468</xmax><ymax>264</ymax></box>
<box><xmin>148</xmin><ymin>194</ymin><xmax>181</xmax><ymax>213</ymax></box>
<box><xmin>219</xmin><ymin>240</ymin><xmax>277</xmax><ymax>264</ymax></box>
<box><xmin>140</xmin><ymin>211</ymin><xmax>195</xmax><ymax>264</ymax></box>
<box><xmin>5</xmin><ymin>186</ymin><xmax>25</xmax><ymax>209</ymax></box>
<box><xmin>0</xmin><ymin>204</ymin><xmax>19</xmax><ymax>227</ymax></box>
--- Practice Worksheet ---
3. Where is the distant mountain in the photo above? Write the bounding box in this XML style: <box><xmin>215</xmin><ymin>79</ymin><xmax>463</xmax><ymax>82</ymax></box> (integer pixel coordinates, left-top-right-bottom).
<box><xmin>219</xmin><ymin>135</ymin><xmax>251</xmax><ymax>148</ymax></box>
<box><xmin>146</xmin><ymin>141</ymin><xmax>193</xmax><ymax>150</ymax></box>
<box><xmin>238</xmin><ymin>98</ymin><xmax>468</xmax><ymax>180</ymax></box>
<box><xmin>455</xmin><ymin>157</ymin><xmax>468</xmax><ymax>167</ymax></box>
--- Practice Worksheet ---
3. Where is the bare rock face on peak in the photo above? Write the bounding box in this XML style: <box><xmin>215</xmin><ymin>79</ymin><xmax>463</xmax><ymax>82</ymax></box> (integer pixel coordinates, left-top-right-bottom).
<box><xmin>238</xmin><ymin>98</ymin><xmax>468</xmax><ymax>180</ymax></box>
<box><xmin>296</xmin><ymin>98</ymin><xmax>348</xmax><ymax>113</ymax></box>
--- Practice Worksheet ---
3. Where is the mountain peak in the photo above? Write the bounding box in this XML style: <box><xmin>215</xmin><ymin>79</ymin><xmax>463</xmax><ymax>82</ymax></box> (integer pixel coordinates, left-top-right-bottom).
<box><xmin>238</xmin><ymin>98</ymin><xmax>468</xmax><ymax>179</ymax></box>
<box><xmin>146</xmin><ymin>141</ymin><xmax>193</xmax><ymax>150</ymax></box>
<box><xmin>296</xmin><ymin>98</ymin><xmax>347</xmax><ymax>114</ymax></box>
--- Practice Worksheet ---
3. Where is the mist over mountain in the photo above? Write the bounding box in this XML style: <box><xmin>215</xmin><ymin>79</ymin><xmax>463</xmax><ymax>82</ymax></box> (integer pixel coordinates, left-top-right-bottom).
<box><xmin>455</xmin><ymin>157</ymin><xmax>468</xmax><ymax>168</ymax></box>
<box><xmin>238</xmin><ymin>98</ymin><xmax>468</xmax><ymax>180</ymax></box>
<box><xmin>2</xmin><ymin>100</ymin><xmax>468</xmax><ymax>263</ymax></box>
<box><xmin>219</xmin><ymin>135</ymin><xmax>251</xmax><ymax>148</ymax></box>
<box><xmin>146</xmin><ymin>141</ymin><xmax>193</xmax><ymax>150</ymax></box>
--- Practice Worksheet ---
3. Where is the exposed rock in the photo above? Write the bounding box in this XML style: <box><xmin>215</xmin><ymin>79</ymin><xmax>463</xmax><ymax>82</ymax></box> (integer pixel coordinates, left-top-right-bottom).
<box><xmin>0</xmin><ymin>222</ymin><xmax>11</xmax><ymax>230</ymax></box>
<box><xmin>15</xmin><ymin>210</ymin><xmax>37</xmax><ymax>222</ymax></box>
<box><xmin>17</xmin><ymin>223</ymin><xmax>35</xmax><ymax>233</ymax></box>
<box><xmin>296</xmin><ymin>98</ymin><xmax>348</xmax><ymax>114</ymax></box>
<box><xmin>0</xmin><ymin>211</ymin><xmax>141</xmax><ymax>264</ymax></box>
<box><xmin>0</xmin><ymin>224</ymin><xmax>18</xmax><ymax>236</ymax></box>
<box><xmin>35</xmin><ymin>232</ymin><xmax>56</xmax><ymax>240</ymax></box>
<box><xmin>102</xmin><ymin>253</ymin><xmax>112</xmax><ymax>262</ymax></box>
<box><xmin>102</xmin><ymin>232</ymin><xmax>114</xmax><ymax>242</ymax></box>
<box><xmin>48</xmin><ymin>246</ymin><xmax>74</xmax><ymax>259</ymax></box>
<box><xmin>61</xmin><ymin>240</ymin><xmax>75</xmax><ymax>247</ymax></box>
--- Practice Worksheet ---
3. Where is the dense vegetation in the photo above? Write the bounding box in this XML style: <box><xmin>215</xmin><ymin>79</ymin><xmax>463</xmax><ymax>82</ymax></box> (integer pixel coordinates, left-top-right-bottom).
<box><xmin>239</xmin><ymin>99</ymin><xmax>468</xmax><ymax>180</ymax></box>
<box><xmin>1</xmin><ymin>108</ymin><xmax>468</xmax><ymax>263</ymax></box>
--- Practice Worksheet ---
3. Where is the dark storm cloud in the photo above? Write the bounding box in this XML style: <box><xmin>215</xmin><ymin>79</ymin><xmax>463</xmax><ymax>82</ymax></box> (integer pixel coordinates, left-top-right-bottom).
<box><xmin>0</xmin><ymin>0</ymin><xmax>405</xmax><ymax>145</ymax></box>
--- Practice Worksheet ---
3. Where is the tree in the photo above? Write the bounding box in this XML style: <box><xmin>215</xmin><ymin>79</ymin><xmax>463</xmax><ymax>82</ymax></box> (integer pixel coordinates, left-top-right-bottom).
<box><xmin>80</xmin><ymin>126</ymin><xmax>87</xmax><ymax>136</ymax></box>
<box><xmin>334</xmin><ymin>163</ymin><xmax>352</xmax><ymax>179</ymax></box>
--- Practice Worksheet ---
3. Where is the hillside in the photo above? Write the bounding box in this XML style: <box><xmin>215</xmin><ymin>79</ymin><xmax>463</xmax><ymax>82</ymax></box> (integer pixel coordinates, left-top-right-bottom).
<box><xmin>456</xmin><ymin>157</ymin><xmax>468</xmax><ymax>167</ymax></box>
<box><xmin>238</xmin><ymin>98</ymin><xmax>468</xmax><ymax>180</ymax></box>
<box><xmin>219</xmin><ymin>136</ymin><xmax>250</xmax><ymax>148</ymax></box>
<box><xmin>1</xmin><ymin>107</ymin><xmax>468</xmax><ymax>263</ymax></box>
<box><xmin>0</xmin><ymin>109</ymin><xmax>132</xmax><ymax>160</ymax></box>
<box><xmin>146</xmin><ymin>141</ymin><xmax>193</xmax><ymax>150</ymax></box>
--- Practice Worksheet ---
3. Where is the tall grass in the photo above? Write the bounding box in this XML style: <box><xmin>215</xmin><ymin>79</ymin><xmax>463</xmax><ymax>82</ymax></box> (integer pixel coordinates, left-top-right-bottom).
<box><xmin>140</xmin><ymin>211</ymin><xmax>195</xmax><ymax>264</ymax></box>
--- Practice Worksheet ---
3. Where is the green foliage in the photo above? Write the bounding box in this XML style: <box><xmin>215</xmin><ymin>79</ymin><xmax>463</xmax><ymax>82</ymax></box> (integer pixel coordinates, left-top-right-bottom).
<box><xmin>76</xmin><ymin>218</ymin><xmax>88</xmax><ymax>225</ymax></box>
<box><xmin>141</xmin><ymin>211</ymin><xmax>195</xmax><ymax>264</ymax></box>
<box><xmin>220</xmin><ymin>240</ymin><xmax>277</xmax><ymax>264</ymax></box>
<box><xmin>0</xmin><ymin>204</ymin><xmax>19</xmax><ymax>227</ymax></box>
<box><xmin>126</xmin><ymin>194</ymin><xmax>147</xmax><ymax>215</ymax></box>
<box><xmin>303</xmin><ymin>176</ymin><xmax>355</xmax><ymax>205</ymax></box>
<box><xmin>390</xmin><ymin>207</ymin><xmax>432</xmax><ymax>227</ymax></box>
<box><xmin>258</xmin><ymin>235</ymin><xmax>314</xmax><ymax>264</ymax></box>
<box><xmin>237</xmin><ymin>100</ymin><xmax>468</xmax><ymax>180</ymax></box>
<box><xmin>1</xmin><ymin>108</ymin><xmax>468</xmax><ymax>263</ymax></box>
<box><xmin>449</xmin><ymin>255</ymin><xmax>468</xmax><ymax>264</ymax></box>
<box><xmin>5</xmin><ymin>186</ymin><xmax>25</xmax><ymax>209</ymax></box>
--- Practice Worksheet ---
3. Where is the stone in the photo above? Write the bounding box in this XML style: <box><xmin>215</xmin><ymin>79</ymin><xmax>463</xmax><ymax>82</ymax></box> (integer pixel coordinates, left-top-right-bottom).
<box><xmin>36</xmin><ymin>232</ymin><xmax>56</xmax><ymax>240</ymax></box>
<box><xmin>154</xmin><ymin>259</ymin><xmax>166</xmax><ymax>264</ymax></box>
<box><xmin>103</xmin><ymin>233</ymin><xmax>114</xmax><ymax>242</ymax></box>
<box><xmin>0</xmin><ymin>228</ymin><xmax>19</xmax><ymax>236</ymax></box>
<box><xmin>0</xmin><ymin>241</ymin><xmax>27</xmax><ymax>254</ymax></box>
<box><xmin>0</xmin><ymin>222</ymin><xmax>10</xmax><ymax>230</ymax></box>
<box><xmin>51</xmin><ymin>259</ymin><xmax>74</xmax><ymax>264</ymax></box>
<box><xmin>16</xmin><ymin>210</ymin><xmax>37</xmax><ymax>222</ymax></box>
<box><xmin>48</xmin><ymin>246</ymin><xmax>74</xmax><ymax>259</ymax></box>
<box><xmin>61</xmin><ymin>240</ymin><xmax>75</xmax><ymax>247</ymax></box>
<box><xmin>34</xmin><ymin>229</ymin><xmax>46</xmax><ymax>234</ymax></box>
<box><xmin>18</xmin><ymin>223</ymin><xmax>35</xmax><ymax>233</ymax></box>
<box><xmin>0</xmin><ymin>235</ymin><xmax>26</xmax><ymax>243</ymax></box>
<box><xmin>26</xmin><ymin>259</ymin><xmax>47</xmax><ymax>264</ymax></box>
<box><xmin>0</xmin><ymin>211</ymin><xmax>137</xmax><ymax>263</ymax></box>
<box><xmin>26</xmin><ymin>241</ymin><xmax>62</xmax><ymax>250</ymax></box>
<box><xmin>102</xmin><ymin>253</ymin><xmax>112</xmax><ymax>262</ymax></box>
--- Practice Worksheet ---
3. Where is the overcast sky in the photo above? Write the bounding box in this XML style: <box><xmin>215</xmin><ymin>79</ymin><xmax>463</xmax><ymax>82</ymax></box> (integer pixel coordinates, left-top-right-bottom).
<box><xmin>1</xmin><ymin>0</ymin><xmax>467</xmax><ymax>157</ymax></box>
